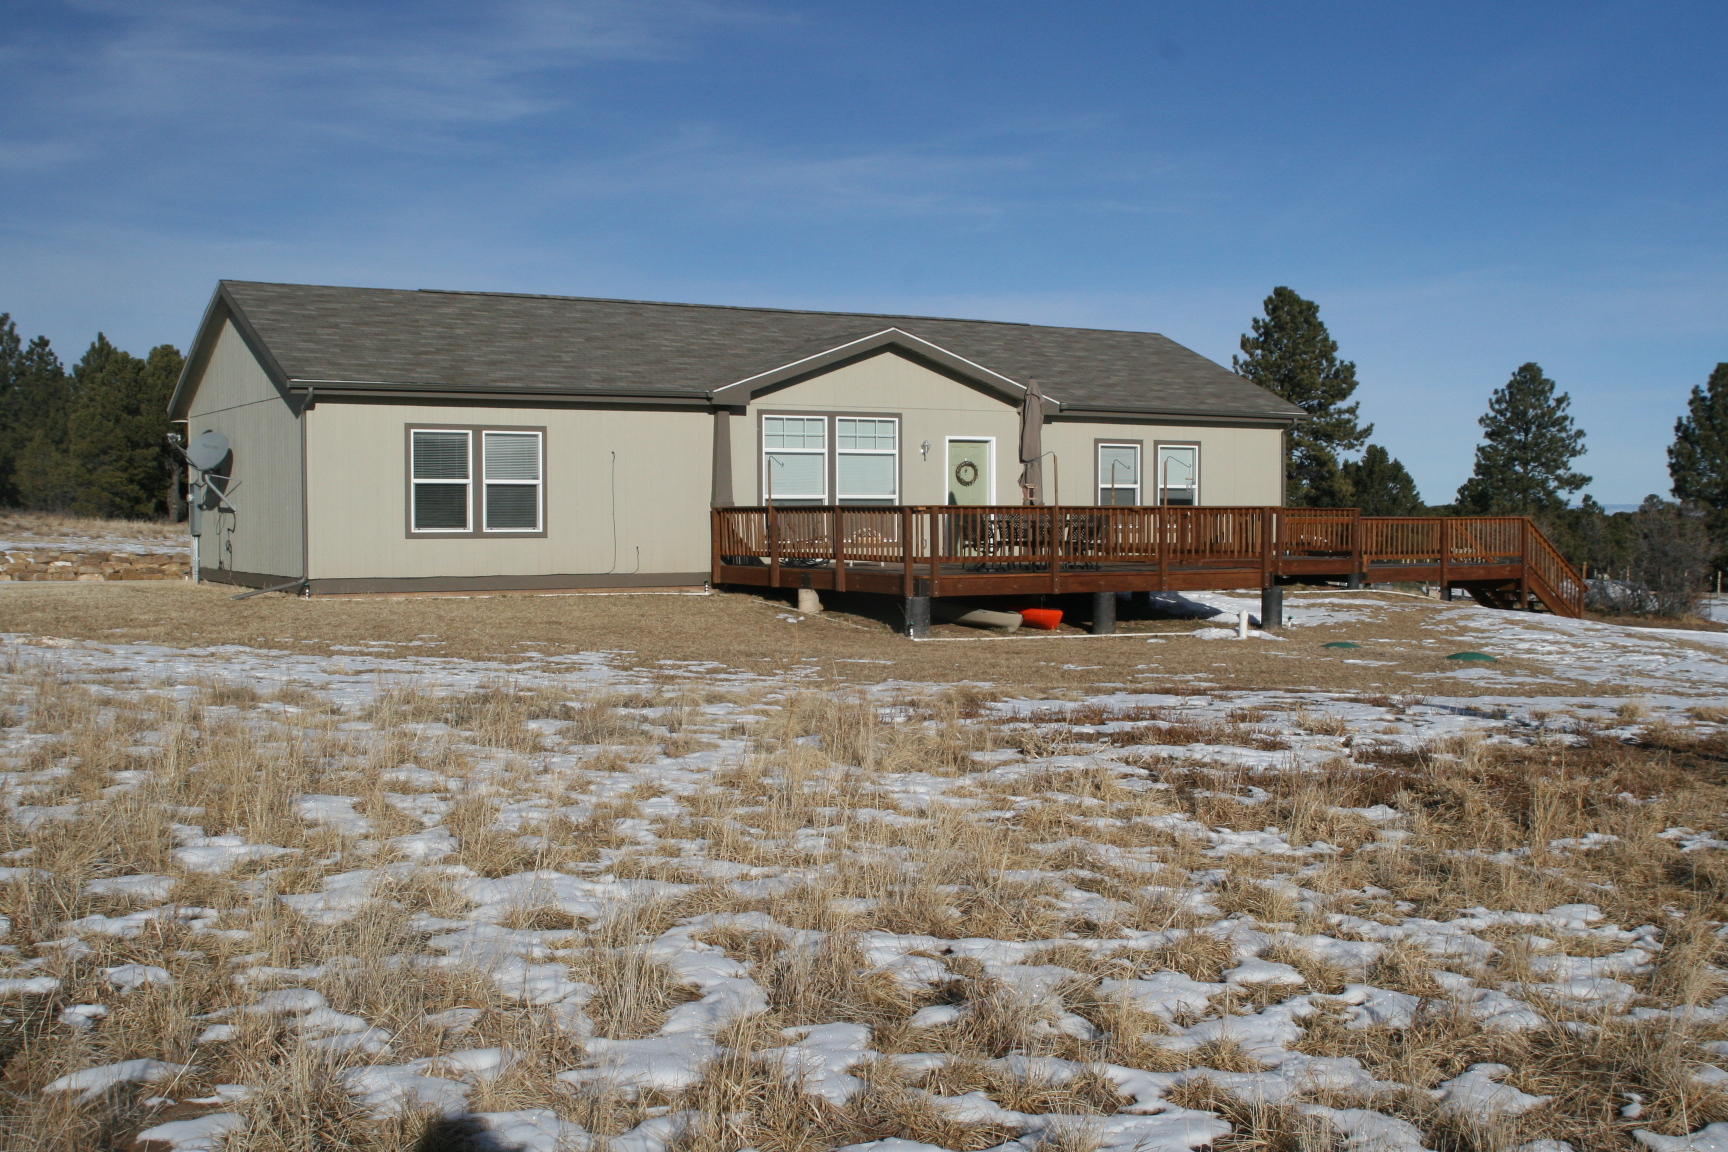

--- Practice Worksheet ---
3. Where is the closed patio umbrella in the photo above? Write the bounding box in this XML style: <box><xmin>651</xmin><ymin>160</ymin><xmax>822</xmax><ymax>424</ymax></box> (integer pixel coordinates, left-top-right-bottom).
<box><xmin>1019</xmin><ymin>376</ymin><xmax>1050</xmax><ymax>504</ymax></box>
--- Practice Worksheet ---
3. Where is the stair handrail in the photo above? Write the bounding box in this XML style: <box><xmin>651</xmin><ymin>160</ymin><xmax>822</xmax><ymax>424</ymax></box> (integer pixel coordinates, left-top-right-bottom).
<box><xmin>1520</xmin><ymin>518</ymin><xmax>1587</xmax><ymax>616</ymax></box>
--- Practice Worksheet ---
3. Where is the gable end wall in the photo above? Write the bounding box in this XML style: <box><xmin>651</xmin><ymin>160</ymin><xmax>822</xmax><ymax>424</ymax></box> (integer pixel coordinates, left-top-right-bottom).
<box><xmin>182</xmin><ymin>318</ymin><xmax>305</xmax><ymax>582</ymax></box>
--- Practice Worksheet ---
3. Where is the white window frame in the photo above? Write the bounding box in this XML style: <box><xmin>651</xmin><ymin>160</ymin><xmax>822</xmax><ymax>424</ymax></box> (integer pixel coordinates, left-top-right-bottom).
<box><xmin>1156</xmin><ymin>443</ymin><xmax>1200</xmax><ymax>506</ymax></box>
<box><xmin>835</xmin><ymin>416</ymin><xmax>900</xmax><ymax>503</ymax></box>
<box><xmin>1096</xmin><ymin>442</ymin><xmax>1142</xmax><ymax>506</ymax></box>
<box><xmin>481</xmin><ymin>430</ymin><xmax>544</xmax><ymax>534</ymax></box>
<box><xmin>761</xmin><ymin>415</ymin><xmax>829</xmax><ymax>503</ymax></box>
<box><xmin>410</xmin><ymin>428</ymin><xmax>472</xmax><ymax>533</ymax></box>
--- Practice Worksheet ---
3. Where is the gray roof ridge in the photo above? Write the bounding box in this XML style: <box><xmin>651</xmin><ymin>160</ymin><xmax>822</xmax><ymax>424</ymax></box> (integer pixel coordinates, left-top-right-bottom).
<box><xmin>221</xmin><ymin>279</ymin><xmax>1191</xmax><ymax>341</ymax></box>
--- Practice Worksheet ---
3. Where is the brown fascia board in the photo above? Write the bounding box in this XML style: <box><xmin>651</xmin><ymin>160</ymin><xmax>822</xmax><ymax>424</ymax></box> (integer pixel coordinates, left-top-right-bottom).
<box><xmin>291</xmin><ymin>381</ymin><xmax>713</xmax><ymax>407</ymax></box>
<box><xmin>1054</xmin><ymin>404</ymin><xmax>1304</xmax><ymax>425</ymax></box>
<box><xmin>168</xmin><ymin>283</ymin><xmax>295</xmax><ymax>419</ymax></box>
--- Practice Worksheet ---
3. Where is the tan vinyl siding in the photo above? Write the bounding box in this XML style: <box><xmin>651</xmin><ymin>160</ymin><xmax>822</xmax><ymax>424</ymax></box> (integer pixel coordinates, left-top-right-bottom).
<box><xmin>727</xmin><ymin>351</ymin><xmax>1286</xmax><ymax>508</ymax></box>
<box><xmin>305</xmin><ymin>401</ymin><xmax>711</xmax><ymax>579</ymax></box>
<box><xmin>730</xmin><ymin>350</ymin><xmax>1021</xmax><ymax>505</ymax></box>
<box><xmin>1042</xmin><ymin>420</ymin><xmax>1285</xmax><ymax>506</ymax></box>
<box><xmin>182</xmin><ymin>318</ymin><xmax>304</xmax><ymax>579</ymax></box>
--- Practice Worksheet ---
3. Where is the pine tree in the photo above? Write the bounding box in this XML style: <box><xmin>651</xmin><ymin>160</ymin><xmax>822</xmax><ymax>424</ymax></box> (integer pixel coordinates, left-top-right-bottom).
<box><xmin>0</xmin><ymin>315</ymin><xmax>72</xmax><ymax>509</ymax></box>
<box><xmin>1668</xmin><ymin>363</ymin><xmax>1728</xmax><ymax>552</ymax></box>
<box><xmin>0</xmin><ymin>315</ymin><xmax>20</xmax><ymax>503</ymax></box>
<box><xmin>1234</xmin><ymin>287</ymin><xmax>1372</xmax><ymax>506</ymax></box>
<box><xmin>65</xmin><ymin>334</ymin><xmax>180</xmax><ymax>518</ymax></box>
<box><xmin>1454</xmin><ymin>362</ymin><xmax>1590</xmax><ymax>515</ymax></box>
<box><xmin>1340</xmin><ymin>444</ymin><xmax>1425</xmax><ymax>516</ymax></box>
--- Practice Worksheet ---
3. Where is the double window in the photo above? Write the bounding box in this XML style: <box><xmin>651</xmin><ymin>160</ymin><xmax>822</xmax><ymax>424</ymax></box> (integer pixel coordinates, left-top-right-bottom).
<box><xmin>762</xmin><ymin>414</ymin><xmax>899</xmax><ymax>505</ymax></box>
<box><xmin>1096</xmin><ymin>441</ymin><xmax>1200</xmax><ymax>506</ymax></box>
<box><xmin>409</xmin><ymin>427</ymin><xmax>544</xmax><ymax>535</ymax></box>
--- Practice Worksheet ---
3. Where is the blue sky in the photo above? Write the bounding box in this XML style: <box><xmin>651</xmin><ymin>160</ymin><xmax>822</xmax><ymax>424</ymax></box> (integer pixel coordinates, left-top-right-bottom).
<box><xmin>2</xmin><ymin>1</ymin><xmax>1724</xmax><ymax>505</ymax></box>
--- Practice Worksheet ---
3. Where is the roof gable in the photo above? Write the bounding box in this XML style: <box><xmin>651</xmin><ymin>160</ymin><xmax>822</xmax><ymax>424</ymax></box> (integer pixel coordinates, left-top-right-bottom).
<box><xmin>712</xmin><ymin>327</ymin><xmax>1032</xmax><ymax>406</ymax></box>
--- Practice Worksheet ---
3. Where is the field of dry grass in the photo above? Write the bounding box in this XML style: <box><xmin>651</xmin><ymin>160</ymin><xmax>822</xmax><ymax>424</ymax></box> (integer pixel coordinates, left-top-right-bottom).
<box><xmin>5</xmin><ymin>578</ymin><xmax>1726</xmax><ymax>701</ymax></box>
<box><xmin>0</xmin><ymin>512</ymin><xmax>184</xmax><ymax>554</ymax></box>
<box><xmin>0</xmin><ymin>586</ymin><xmax>1724</xmax><ymax>1151</ymax></box>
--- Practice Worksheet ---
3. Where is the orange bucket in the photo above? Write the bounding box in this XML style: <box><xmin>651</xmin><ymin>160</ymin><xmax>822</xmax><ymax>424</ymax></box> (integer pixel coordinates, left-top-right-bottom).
<box><xmin>1019</xmin><ymin>608</ymin><xmax>1063</xmax><ymax>630</ymax></box>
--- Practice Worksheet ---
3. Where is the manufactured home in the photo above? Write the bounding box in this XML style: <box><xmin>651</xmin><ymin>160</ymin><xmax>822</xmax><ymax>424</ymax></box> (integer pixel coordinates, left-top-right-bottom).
<box><xmin>171</xmin><ymin>281</ymin><xmax>1583</xmax><ymax>629</ymax></box>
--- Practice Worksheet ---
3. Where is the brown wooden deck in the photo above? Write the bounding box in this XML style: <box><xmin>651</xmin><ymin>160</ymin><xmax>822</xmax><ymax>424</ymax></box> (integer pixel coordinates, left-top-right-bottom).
<box><xmin>711</xmin><ymin>505</ymin><xmax>1586</xmax><ymax>631</ymax></box>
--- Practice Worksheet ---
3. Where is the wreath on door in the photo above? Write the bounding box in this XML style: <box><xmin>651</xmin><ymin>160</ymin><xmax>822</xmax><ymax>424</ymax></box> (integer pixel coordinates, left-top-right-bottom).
<box><xmin>953</xmin><ymin>459</ymin><xmax>980</xmax><ymax>487</ymax></box>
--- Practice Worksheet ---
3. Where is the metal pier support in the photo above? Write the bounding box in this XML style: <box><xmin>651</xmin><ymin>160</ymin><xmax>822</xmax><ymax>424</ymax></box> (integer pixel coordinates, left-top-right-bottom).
<box><xmin>904</xmin><ymin>595</ymin><xmax>931</xmax><ymax>638</ymax></box>
<box><xmin>1260</xmin><ymin>585</ymin><xmax>1284</xmax><ymax>631</ymax></box>
<box><xmin>1090</xmin><ymin>591</ymin><xmax>1117</xmax><ymax>635</ymax></box>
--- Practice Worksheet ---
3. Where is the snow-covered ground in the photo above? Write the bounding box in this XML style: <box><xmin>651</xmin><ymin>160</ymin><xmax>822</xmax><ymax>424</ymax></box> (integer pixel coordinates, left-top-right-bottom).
<box><xmin>0</xmin><ymin>516</ymin><xmax>185</xmax><ymax>557</ymax></box>
<box><xmin>1</xmin><ymin>604</ymin><xmax>1726</xmax><ymax>1152</ymax></box>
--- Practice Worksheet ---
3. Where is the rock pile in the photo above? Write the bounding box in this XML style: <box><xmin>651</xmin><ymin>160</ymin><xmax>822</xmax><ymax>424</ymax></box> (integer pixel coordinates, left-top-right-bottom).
<box><xmin>0</xmin><ymin>550</ymin><xmax>190</xmax><ymax>582</ymax></box>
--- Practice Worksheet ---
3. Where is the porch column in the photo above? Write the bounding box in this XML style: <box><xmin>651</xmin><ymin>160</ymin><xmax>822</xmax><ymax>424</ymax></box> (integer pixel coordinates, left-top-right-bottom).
<box><xmin>710</xmin><ymin>408</ymin><xmax>735</xmax><ymax>506</ymax></box>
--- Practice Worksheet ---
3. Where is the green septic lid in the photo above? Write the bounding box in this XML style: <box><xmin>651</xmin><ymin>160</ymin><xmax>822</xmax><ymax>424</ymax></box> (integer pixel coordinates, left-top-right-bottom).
<box><xmin>1447</xmin><ymin>651</ymin><xmax>1497</xmax><ymax>662</ymax></box>
<box><xmin>1323</xmin><ymin>641</ymin><xmax>1361</xmax><ymax>649</ymax></box>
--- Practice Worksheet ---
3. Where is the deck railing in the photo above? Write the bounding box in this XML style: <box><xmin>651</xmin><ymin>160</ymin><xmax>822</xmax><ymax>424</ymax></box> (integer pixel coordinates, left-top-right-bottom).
<box><xmin>712</xmin><ymin>505</ymin><xmax>1586</xmax><ymax>615</ymax></box>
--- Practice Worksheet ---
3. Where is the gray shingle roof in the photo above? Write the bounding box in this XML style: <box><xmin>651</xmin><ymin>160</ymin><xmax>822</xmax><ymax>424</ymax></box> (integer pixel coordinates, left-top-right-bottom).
<box><xmin>215</xmin><ymin>280</ymin><xmax>1303</xmax><ymax>420</ymax></box>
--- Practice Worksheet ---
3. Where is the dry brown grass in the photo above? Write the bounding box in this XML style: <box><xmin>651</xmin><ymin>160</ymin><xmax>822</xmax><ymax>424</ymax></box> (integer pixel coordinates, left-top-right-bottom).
<box><xmin>0</xmin><ymin>510</ymin><xmax>184</xmax><ymax>548</ymax></box>
<box><xmin>1</xmin><ymin>603</ymin><xmax>1727</xmax><ymax>1152</ymax></box>
<box><xmin>0</xmin><ymin>579</ymin><xmax>1657</xmax><ymax>697</ymax></box>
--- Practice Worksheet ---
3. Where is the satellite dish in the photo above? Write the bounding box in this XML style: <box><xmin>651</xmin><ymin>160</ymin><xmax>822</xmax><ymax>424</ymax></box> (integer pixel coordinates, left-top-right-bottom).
<box><xmin>187</xmin><ymin>431</ymin><xmax>230</xmax><ymax>472</ymax></box>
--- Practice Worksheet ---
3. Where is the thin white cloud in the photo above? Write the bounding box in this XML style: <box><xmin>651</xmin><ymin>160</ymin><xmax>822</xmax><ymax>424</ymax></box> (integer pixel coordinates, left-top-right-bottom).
<box><xmin>8</xmin><ymin>0</ymin><xmax>766</xmax><ymax>163</ymax></box>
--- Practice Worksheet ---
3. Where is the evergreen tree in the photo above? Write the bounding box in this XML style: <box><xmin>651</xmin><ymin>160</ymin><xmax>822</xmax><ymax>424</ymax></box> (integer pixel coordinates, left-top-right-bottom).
<box><xmin>1339</xmin><ymin>444</ymin><xmax>1425</xmax><ymax>516</ymax></box>
<box><xmin>0</xmin><ymin>315</ymin><xmax>72</xmax><ymax>509</ymax></box>
<box><xmin>1628</xmin><ymin>495</ymin><xmax>1714</xmax><ymax>617</ymax></box>
<box><xmin>65</xmin><ymin>334</ymin><xmax>181</xmax><ymax>518</ymax></box>
<box><xmin>1668</xmin><ymin>362</ymin><xmax>1728</xmax><ymax>553</ymax></box>
<box><xmin>1234</xmin><ymin>287</ymin><xmax>1372</xmax><ymax>506</ymax></box>
<box><xmin>1454</xmin><ymin>362</ymin><xmax>1590</xmax><ymax>515</ymax></box>
<box><xmin>0</xmin><ymin>315</ymin><xmax>20</xmax><ymax>502</ymax></box>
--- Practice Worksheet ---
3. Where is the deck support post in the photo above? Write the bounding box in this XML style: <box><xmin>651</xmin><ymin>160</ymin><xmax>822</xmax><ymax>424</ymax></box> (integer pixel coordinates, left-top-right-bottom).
<box><xmin>1346</xmin><ymin>572</ymin><xmax>1364</xmax><ymax>590</ymax></box>
<box><xmin>1260</xmin><ymin>585</ymin><xmax>1284</xmax><ymax>631</ymax></box>
<box><xmin>1440</xmin><ymin>585</ymin><xmax>1454</xmax><ymax>602</ymax></box>
<box><xmin>904</xmin><ymin>594</ymin><xmax>931</xmax><ymax>638</ymax></box>
<box><xmin>1090</xmin><ymin>591</ymin><xmax>1117</xmax><ymax>635</ymax></box>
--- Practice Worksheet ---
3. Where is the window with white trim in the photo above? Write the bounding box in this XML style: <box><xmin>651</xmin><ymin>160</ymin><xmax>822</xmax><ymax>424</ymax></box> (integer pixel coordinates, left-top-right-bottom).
<box><xmin>762</xmin><ymin>414</ymin><xmax>902</xmax><ymax>505</ymax></box>
<box><xmin>1156</xmin><ymin>444</ymin><xmax>1199</xmax><ymax>505</ymax></box>
<box><xmin>762</xmin><ymin>415</ymin><xmax>827</xmax><ymax>503</ymax></box>
<box><xmin>835</xmin><ymin>417</ymin><xmax>899</xmax><ymax>504</ymax></box>
<box><xmin>482</xmin><ymin>431</ymin><xmax>543</xmax><ymax>532</ymax></box>
<box><xmin>1096</xmin><ymin>442</ymin><xmax>1141</xmax><ymax>506</ymax></box>
<box><xmin>411</xmin><ymin>429</ymin><xmax>472</xmax><ymax>532</ymax></box>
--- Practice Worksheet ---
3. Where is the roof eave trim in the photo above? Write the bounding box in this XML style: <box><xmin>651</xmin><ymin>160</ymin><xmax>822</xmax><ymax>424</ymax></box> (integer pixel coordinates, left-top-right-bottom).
<box><xmin>709</xmin><ymin>327</ymin><xmax>1054</xmax><ymax>405</ymax></box>
<box><xmin>287</xmin><ymin>379</ymin><xmax>712</xmax><ymax>405</ymax></box>
<box><xmin>1054</xmin><ymin>403</ymin><xmax>1304</xmax><ymax>424</ymax></box>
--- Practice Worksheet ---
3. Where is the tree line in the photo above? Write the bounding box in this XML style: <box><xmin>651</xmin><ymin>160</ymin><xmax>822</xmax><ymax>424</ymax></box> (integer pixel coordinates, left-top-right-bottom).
<box><xmin>0</xmin><ymin>314</ymin><xmax>184</xmax><ymax>519</ymax></box>
<box><xmin>1234</xmin><ymin>286</ymin><xmax>1727</xmax><ymax>611</ymax></box>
